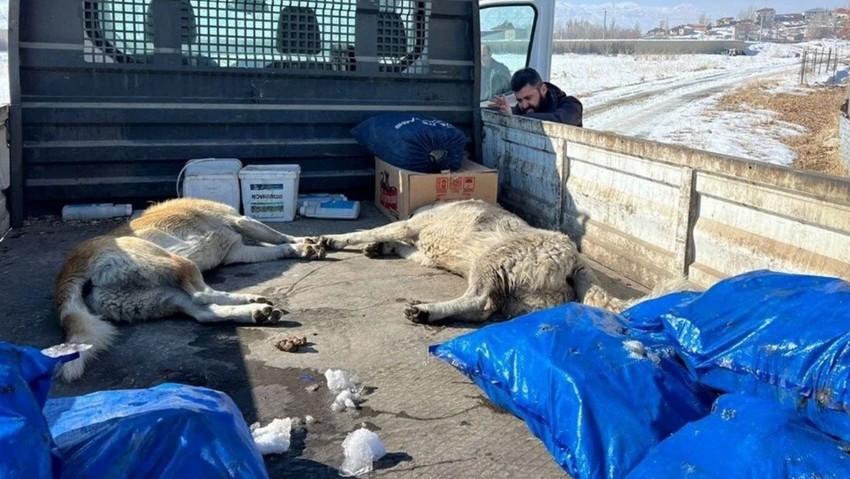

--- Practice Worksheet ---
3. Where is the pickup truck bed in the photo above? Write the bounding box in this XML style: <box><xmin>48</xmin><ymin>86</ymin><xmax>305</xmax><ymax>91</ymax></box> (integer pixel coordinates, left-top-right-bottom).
<box><xmin>0</xmin><ymin>203</ymin><xmax>642</xmax><ymax>478</ymax></box>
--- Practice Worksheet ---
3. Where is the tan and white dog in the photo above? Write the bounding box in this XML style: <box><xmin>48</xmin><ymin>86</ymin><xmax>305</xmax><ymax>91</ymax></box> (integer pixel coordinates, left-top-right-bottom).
<box><xmin>320</xmin><ymin>199</ymin><xmax>632</xmax><ymax>323</ymax></box>
<box><xmin>55</xmin><ymin>198</ymin><xmax>324</xmax><ymax>381</ymax></box>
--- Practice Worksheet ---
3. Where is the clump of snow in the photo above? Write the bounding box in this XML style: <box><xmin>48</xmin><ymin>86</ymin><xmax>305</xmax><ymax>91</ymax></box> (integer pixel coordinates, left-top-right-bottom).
<box><xmin>251</xmin><ymin>418</ymin><xmax>292</xmax><ymax>455</ymax></box>
<box><xmin>339</xmin><ymin>427</ymin><xmax>386</xmax><ymax>477</ymax></box>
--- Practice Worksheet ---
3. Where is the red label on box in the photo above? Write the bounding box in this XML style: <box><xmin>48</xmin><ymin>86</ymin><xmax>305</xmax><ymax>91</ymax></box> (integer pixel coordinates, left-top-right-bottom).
<box><xmin>463</xmin><ymin>176</ymin><xmax>476</xmax><ymax>191</ymax></box>
<box><xmin>450</xmin><ymin>176</ymin><xmax>462</xmax><ymax>192</ymax></box>
<box><xmin>436</xmin><ymin>177</ymin><xmax>448</xmax><ymax>192</ymax></box>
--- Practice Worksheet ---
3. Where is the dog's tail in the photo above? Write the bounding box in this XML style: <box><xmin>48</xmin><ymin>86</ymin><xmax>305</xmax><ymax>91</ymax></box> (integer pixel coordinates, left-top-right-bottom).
<box><xmin>571</xmin><ymin>259</ymin><xmax>632</xmax><ymax>313</ymax></box>
<box><xmin>54</xmin><ymin>243</ymin><xmax>118</xmax><ymax>382</ymax></box>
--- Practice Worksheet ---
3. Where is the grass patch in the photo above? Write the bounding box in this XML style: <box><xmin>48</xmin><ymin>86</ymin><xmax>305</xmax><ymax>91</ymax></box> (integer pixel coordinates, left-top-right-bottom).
<box><xmin>715</xmin><ymin>81</ymin><xmax>848</xmax><ymax>177</ymax></box>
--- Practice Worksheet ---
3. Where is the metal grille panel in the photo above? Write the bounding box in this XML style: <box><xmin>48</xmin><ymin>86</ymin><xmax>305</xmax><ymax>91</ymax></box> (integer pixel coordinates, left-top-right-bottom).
<box><xmin>84</xmin><ymin>0</ymin><xmax>153</xmax><ymax>63</ymax></box>
<box><xmin>377</xmin><ymin>1</ymin><xmax>429</xmax><ymax>74</ymax></box>
<box><xmin>81</xmin><ymin>0</ymin><xmax>433</xmax><ymax>73</ymax></box>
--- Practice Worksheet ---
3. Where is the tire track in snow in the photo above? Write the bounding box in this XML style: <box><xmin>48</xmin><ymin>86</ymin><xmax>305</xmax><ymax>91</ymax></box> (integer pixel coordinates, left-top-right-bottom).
<box><xmin>584</xmin><ymin>61</ymin><xmax>800</xmax><ymax>137</ymax></box>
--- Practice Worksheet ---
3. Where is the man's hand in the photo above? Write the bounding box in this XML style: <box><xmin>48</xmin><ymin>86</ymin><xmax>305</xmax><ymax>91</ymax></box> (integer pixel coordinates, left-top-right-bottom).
<box><xmin>487</xmin><ymin>95</ymin><xmax>512</xmax><ymax>115</ymax></box>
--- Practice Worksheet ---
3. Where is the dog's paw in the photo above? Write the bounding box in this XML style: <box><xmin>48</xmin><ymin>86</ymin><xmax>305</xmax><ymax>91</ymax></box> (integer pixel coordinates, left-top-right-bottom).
<box><xmin>362</xmin><ymin>242</ymin><xmax>384</xmax><ymax>258</ymax></box>
<box><xmin>299</xmin><ymin>242</ymin><xmax>327</xmax><ymax>260</ymax></box>
<box><xmin>304</xmin><ymin>236</ymin><xmax>327</xmax><ymax>247</ymax></box>
<box><xmin>404</xmin><ymin>301</ymin><xmax>430</xmax><ymax>324</ymax></box>
<box><xmin>252</xmin><ymin>305</ymin><xmax>285</xmax><ymax>324</ymax></box>
<box><xmin>247</xmin><ymin>295</ymin><xmax>273</xmax><ymax>305</ymax></box>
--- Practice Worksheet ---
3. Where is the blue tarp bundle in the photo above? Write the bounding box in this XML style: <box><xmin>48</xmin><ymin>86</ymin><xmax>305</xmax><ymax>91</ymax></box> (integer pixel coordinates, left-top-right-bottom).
<box><xmin>649</xmin><ymin>270</ymin><xmax>850</xmax><ymax>442</ymax></box>
<box><xmin>45</xmin><ymin>383</ymin><xmax>268</xmax><ymax>479</ymax></box>
<box><xmin>432</xmin><ymin>270</ymin><xmax>850</xmax><ymax>478</ymax></box>
<box><xmin>625</xmin><ymin>394</ymin><xmax>850</xmax><ymax>478</ymax></box>
<box><xmin>351</xmin><ymin>113</ymin><xmax>466</xmax><ymax>173</ymax></box>
<box><xmin>430</xmin><ymin>303</ymin><xmax>715</xmax><ymax>479</ymax></box>
<box><xmin>0</xmin><ymin>342</ymin><xmax>268</xmax><ymax>479</ymax></box>
<box><xmin>0</xmin><ymin>343</ymin><xmax>63</xmax><ymax>479</ymax></box>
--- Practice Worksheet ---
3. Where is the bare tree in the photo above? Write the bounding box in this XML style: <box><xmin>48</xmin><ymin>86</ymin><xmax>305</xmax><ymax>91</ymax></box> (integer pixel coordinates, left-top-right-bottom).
<box><xmin>699</xmin><ymin>12</ymin><xmax>709</xmax><ymax>26</ymax></box>
<box><xmin>738</xmin><ymin>6</ymin><xmax>755</xmax><ymax>21</ymax></box>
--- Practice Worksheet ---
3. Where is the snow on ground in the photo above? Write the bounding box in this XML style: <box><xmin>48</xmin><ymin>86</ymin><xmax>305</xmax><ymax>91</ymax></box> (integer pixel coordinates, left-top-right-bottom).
<box><xmin>494</xmin><ymin>40</ymin><xmax>849</xmax><ymax>167</ymax></box>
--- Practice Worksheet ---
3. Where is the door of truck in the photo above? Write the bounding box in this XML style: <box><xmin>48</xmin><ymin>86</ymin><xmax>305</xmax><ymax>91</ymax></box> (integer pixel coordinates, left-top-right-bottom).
<box><xmin>478</xmin><ymin>0</ymin><xmax>555</xmax><ymax>102</ymax></box>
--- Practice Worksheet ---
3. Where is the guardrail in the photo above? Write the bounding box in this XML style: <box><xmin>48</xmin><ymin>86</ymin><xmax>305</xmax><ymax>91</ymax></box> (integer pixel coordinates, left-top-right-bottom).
<box><xmin>482</xmin><ymin>109</ymin><xmax>850</xmax><ymax>288</ymax></box>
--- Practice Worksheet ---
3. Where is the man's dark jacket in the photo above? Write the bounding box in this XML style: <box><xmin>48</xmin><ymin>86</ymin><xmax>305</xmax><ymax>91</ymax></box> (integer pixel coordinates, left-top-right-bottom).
<box><xmin>512</xmin><ymin>82</ymin><xmax>583</xmax><ymax>127</ymax></box>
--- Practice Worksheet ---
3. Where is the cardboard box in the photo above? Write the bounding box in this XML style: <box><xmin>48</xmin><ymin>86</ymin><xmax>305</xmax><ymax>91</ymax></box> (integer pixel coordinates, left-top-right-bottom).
<box><xmin>375</xmin><ymin>157</ymin><xmax>499</xmax><ymax>221</ymax></box>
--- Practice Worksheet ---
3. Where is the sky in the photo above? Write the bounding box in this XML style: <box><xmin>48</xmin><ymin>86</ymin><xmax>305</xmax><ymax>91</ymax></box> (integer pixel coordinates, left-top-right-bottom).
<box><xmin>620</xmin><ymin>1</ymin><xmax>847</xmax><ymax>18</ymax></box>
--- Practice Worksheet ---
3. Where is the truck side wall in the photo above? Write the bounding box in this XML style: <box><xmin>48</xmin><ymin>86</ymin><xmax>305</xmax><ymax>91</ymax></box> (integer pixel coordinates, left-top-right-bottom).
<box><xmin>483</xmin><ymin>110</ymin><xmax>850</xmax><ymax>288</ymax></box>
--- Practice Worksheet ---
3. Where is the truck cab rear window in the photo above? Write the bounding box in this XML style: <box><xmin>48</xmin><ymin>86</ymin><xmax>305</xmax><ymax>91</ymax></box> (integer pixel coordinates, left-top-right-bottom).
<box><xmin>83</xmin><ymin>0</ymin><xmax>428</xmax><ymax>72</ymax></box>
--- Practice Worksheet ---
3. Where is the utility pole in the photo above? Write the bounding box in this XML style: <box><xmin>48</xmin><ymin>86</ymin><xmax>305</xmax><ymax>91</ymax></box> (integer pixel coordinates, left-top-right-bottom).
<box><xmin>603</xmin><ymin>9</ymin><xmax>607</xmax><ymax>39</ymax></box>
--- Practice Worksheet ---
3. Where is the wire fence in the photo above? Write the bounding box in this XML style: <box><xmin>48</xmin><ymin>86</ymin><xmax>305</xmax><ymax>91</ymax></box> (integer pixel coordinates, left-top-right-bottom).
<box><xmin>800</xmin><ymin>46</ymin><xmax>843</xmax><ymax>85</ymax></box>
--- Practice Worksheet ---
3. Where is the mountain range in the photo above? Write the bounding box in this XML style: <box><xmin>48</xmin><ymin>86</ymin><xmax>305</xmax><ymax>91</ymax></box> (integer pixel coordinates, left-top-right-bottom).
<box><xmin>555</xmin><ymin>2</ymin><xmax>706</xmax><ymax>31</ymax></box>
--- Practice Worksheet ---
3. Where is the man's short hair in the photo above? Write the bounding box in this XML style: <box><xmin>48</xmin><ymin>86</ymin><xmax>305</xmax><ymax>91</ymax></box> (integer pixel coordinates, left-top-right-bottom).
<box><xmin>511</xmin><ymin>67</ymin><xmax>543</xmax><ymax>92</ymax></box>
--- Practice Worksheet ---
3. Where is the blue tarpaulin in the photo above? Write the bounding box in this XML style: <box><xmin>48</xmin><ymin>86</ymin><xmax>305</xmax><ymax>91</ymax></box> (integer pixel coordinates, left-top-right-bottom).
<box><xmin>432</xmin><ymin>270</ymin><xmax>850</xmax><ymax>478</ymax></box>
<box><xmin>0</xmin><ymin>342</ymin><xmax>268</xmax><ymax>479</ymax></box>
<box><xmin>430</xmin><ymin>303</ymin><xmax>715</xmax><ymax>479</ymax></box>
<box><xmin>651</xmin><ymin>270</ymin><xmax>850</xmax><ymax>442</ymax></box>
<box><xmin>625</xmin><ymin>394</ymin><xmax>850</xmax><ymax>478</ymax></box>
<box><xmin>45</xmin><ymin>383</ymin><xmax>268</xmax><ymax>479</ymax></box>
<box><xmin>0</xmin><ymin>343</ymin><xmax>63</xmax><ymax>479</ymax></box>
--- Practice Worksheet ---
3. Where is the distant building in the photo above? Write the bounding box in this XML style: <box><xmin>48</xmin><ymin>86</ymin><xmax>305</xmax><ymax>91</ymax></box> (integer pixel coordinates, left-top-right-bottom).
<box><xmin>715</xmin><ymin>17</ymin><xmax>735</xmax><ymax>27</ymax></box>
<box><xmin>733</xmin><ymin>21</ymin><xmax>758</xmax><ymax>41</ymax></box>
<box><xmin>775</xmin><ymin>13</ymin><xmax>805</xmax><ymax>23</ymax></box>
<box><xmin>755</xmin><ymin>8</ymin><xmax>775</xmax><ymax>29</ymax></box>
<box><xmin>804</xmin><ymin>8</ymin><xmax>833</xmax><ymax>39</ymax></box>
<box><xmin>670</xmin><ymin>24</ymin><xmax>694</xmax><ymax>36</ymax></box>
<box><xmin>645</xmin><ymin>27</ymin><xmax>668</xmax><ymax>38</ymax></box>
<box><xmin>804</xmin><ymin>8</ymin><xmax>827</xmax><ymax>21</ymax></box>
<box><xmin>486</xmin><ymin>21</ymin><xmax>517</xmax><ymax>41</ymax></box>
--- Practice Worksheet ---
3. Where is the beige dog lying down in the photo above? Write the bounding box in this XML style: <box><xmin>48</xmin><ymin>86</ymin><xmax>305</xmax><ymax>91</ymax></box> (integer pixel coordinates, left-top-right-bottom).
<box><xmin>55</xmin><ymin>198</ymin><xmax>325</xmax><ymax>381</ymax></box>
<box><xmin>321</xmin><ymin>199</ymin><xmax>633</xmax><ymax>323</ymax></box>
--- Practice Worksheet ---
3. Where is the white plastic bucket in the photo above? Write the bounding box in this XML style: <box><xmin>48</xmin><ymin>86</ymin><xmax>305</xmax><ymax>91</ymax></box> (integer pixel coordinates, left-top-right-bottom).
<box><xmin>238</xmin><ymin>164</ymin><xmax>301</xmax><ymax>221</ymax></box>
<box><xmin>179</xmin><ymin>158</ymin><xmax>243</xmax><ymax>211</ymax></box>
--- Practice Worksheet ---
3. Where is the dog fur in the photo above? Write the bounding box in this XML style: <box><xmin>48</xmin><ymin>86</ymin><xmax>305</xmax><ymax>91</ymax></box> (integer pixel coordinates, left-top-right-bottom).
<box><xmin>55</xmin><ymin>198</ymin><xmax>325</xmax><ymax>381</ymax></box>
<box><xmin>320</xmin><ymin>199</ymin><xmax>632</xmax><ymax>323</ymax></box>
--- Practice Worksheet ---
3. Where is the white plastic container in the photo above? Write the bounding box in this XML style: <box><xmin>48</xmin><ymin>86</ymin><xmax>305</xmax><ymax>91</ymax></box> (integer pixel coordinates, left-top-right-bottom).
<box><xmin>62</xmin><ymin>203</ymin><xmax>132</xmax><ymax>221</ymax></box>
<box><xmin>238</xmin><ymin>164</ymin><xmax>301</xmax><ymax>221</ymax></box>
<box><xmin>179</xmin><ymin>158</ymin><xmax>243</xmax><ymax>211</ymax></box>
<box><xmin>297</xmin><ymin>193</ymin><xmax>348</xmax><ymax>210</ymax></box>
<box><xmin>299</xmin><ymin>200</ymin><xmax>360</xmax><ymax>220</ymax></box>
